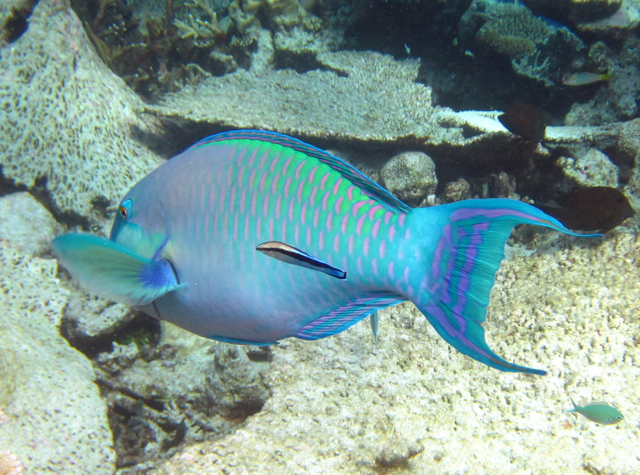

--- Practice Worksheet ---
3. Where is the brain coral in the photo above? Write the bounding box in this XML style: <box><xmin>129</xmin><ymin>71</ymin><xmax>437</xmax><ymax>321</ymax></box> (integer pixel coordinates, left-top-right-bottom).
<box><xmin>0</xmin><ymin>0</ymin><xmax>163</xmax><ymax>220</ymax></box>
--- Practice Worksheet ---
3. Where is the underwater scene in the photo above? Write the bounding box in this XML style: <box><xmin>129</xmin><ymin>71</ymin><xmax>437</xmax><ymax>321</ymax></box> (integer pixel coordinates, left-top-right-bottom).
<box><xmin>1</xmin><ymin>0</ymin><xmax>640</xmax><ymax>473</ymax></box>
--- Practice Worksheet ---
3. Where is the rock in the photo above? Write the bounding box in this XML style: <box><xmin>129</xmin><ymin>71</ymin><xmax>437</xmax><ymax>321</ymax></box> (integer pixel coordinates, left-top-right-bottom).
<box><xmin>0</xmin><ymin>241</ymin><xmax>115</xmax><ymax>474</ymax></box>
<box><xmin>0</xmin><ymin>192</ymin><xmax>60</xmax><ymax>256</ymax></box>
<box><xmin>0</xmin><ymin>0</ymin><xmax>163</xmax><ymax>220</ymax></box>
<box><xmin>442</xmin><ymin>177</ymin><xmax>472</xmax><ymax>203</ymax></box>
<box><xmin>522</xmin><ymin>0</ymin><xmax>622</xmax><ymax>23</ymax></box>
<box><xmin>93</xmin><ymin>324</ymin><xmax>271</xmax><ymax>470</ymax></box>
<box><xmin>556</xmin><ymin>147</ymin><xmax>619</xmax><ymax>187</ymax></box>
<box><xmin>380</xmin><ymin>151</ymin><xmax>437</xmax><ymax>206</ymax></box>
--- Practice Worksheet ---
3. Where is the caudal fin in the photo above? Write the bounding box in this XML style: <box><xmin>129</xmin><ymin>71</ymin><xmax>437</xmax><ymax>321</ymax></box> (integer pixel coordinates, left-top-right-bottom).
<box><xmin>412</xmin><ymin>199</ymin><xmax>599</xmax><ymax>375</ymax></box>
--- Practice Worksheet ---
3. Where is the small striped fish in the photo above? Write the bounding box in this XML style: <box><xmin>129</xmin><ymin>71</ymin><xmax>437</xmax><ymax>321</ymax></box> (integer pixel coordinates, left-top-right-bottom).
<box><xmin>53</xmin><ymin>130</ymin><xmax>596</xmax><ymax>375</ymax></box>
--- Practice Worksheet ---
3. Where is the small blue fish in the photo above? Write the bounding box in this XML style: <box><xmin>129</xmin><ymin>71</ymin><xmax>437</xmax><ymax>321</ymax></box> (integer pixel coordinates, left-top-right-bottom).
<box><xmin>52</xmin><ymin>130</ymin><xmax>599</xmax><ymax>375</ymax></box>
<box><xmin>567</xmin><ymin>397</ymin><xmax>624</xmax><ymax>425</ymax></box>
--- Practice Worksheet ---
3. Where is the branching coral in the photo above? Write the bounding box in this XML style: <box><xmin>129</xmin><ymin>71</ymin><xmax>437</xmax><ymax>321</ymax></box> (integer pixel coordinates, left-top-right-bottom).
<box><xmin>174</xmin><ymin>0</ymin><xmax>224</xmax><ymax>41</ymax></box>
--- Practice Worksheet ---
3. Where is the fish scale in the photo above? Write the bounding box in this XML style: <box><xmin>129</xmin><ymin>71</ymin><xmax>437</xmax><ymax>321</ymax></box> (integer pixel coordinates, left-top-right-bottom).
<box><xmin>52</xmin><ymin>130</ymin><xmax>599</xmax><ymax>375</ymax></box>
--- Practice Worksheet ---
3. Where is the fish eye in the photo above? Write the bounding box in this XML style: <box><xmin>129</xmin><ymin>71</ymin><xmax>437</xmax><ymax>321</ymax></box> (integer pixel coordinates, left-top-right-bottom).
<box><xmin>118</xmin><ymin>199</ymin><xmax>132</xmax><ymax>220</ymax></box>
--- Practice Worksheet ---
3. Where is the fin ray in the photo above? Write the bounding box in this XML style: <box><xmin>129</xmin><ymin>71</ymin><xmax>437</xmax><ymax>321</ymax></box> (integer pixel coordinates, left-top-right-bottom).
<box><xmin>296</xmin><ymin>292</ymin><xmax>403</xmax><ymax>340</ymax></box>
<box><xmin>52</xmin><ymin>234</ymin><xmax>184</xmax><ymax>306</ymax></box>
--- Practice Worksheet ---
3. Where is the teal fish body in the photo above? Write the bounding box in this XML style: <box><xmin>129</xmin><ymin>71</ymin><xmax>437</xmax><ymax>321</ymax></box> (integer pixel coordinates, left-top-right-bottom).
<box><xmin>53</xmin><ymin>130</ymin><xmax>597</xmax><ymax>374</ymax></box>
<box><xmin>567</xmin><ymin>398</ymin><xmax>624</xmax><ymax>425</ymax></box>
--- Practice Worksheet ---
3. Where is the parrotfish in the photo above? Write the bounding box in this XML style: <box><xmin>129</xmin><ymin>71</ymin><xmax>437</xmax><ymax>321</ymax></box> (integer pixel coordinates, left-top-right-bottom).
<box><xmin>52</xmin><ymin>130</ymin><xmax>597</xmax><ymax>375</ymax></box>
<box><xmin>566</xmin><ymin>397</ymin><xmax>624</xmax><ymax>425</ymax></box>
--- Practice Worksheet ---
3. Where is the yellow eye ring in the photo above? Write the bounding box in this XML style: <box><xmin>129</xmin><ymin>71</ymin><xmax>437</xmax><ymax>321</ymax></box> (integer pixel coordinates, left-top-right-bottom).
<box><xmin>118</xmin><ymin>199</ymin><xmax>132</xmax><ymax>220</ymax></box>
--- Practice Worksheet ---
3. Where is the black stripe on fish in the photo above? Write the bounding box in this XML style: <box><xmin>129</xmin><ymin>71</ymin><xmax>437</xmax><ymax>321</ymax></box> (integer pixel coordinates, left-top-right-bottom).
<box><xmin>256</xmin><ymin>241</ymin><xmax>347</xmax><ymax>279</ymax></box>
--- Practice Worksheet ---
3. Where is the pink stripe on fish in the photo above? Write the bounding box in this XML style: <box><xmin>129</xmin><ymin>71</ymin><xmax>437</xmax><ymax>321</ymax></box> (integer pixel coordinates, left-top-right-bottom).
<box><xmin>295</xmin><ymin>161</ymin><xmax>305</xmax><ymax>180</ymax></box>
<box><xmin>239</xmin><ymin>188</ymin><xmax>247</xmax><ymax>214</ymax></box>
<box><xmin>269</xmin><ymin>150</ymin><xmax>281</xmax><ymax>174</ymax></box>
<box><xmin>251</xmin><ymin>190</ymin><xmax>258</xmax><ymax>216</ymax></box>
<box><xmin>389</xmin><ymin>224</ymin><xmax>396</xmax><ymax>240</ymax></box>
<box><xmin>307</xmin><ymin>227</ymin><xmax>311</xmax><ymax>247</ymax></box>
<box><xmin>372</xmin><ymin>219</ymin><xmax>380</xmax><ymax>239</ymax></box>
<box><xmin>399</xmin><ymin>214</ymin><xmax>406</xmax><ymax>227</ymax></box>
<box><xmin>348</xmin><ymin>235</ymin><xmax>354</xmax><ymax>255</ymax></box>
<box><xmin>320</xmin><ymin>172</ymin><xmax>329</xmax><ymax>190</ymax></box>
<box><xmin>356</xmin><ymin>213</ymin><xmax>366</xmax><ymax>236</ymax></box>
<box><xmin>334</xmin><ymin>196</ymin><xmax>343</xmax><ymax>214</ymax></box>
<box><xmin>357</xmin><ymin>256</ymin><xmax>363</xmax><ymax>274</ymax></box>
<box><xmin>333</xmin><ymin>178</ymin><xmax>342</xmax><ymax>194</ymax></box>
<box><xmin>319</xmin><ymin>230</ymin><xmax>324</xmax><ymax>250</ymax></box>
<box><xmin>405</xmin><ymin>229</ymin><xmax>411</xmax><ymax>239</ymax></box>
<box><xmin>247</xmin><ymin>147</ymin><xmax>259</xmax><ymax>169</ymax></box>
<box><xmin>341</xmin><ymin>214</ymin><xmax>349</xmax><ymax>234</ymax></box>
<box><xmin>271</xmin><ymin>173</ymin><xmax>280</xmax><ymax>195</ymax></box>
<box><xmin>342</xmin><ymin>256</ymin><xmax>348</xmax><ymax>273</ymax></box>
<box><xmin>295</xmin><ymin>223</ymin><xmax>300</xmax><ymax>243</ymax></box>
<box><xmin>275</xmin><ymin>195</ymin><xmax>282</xmax><ymax>220</ymax></box>
<box><xmin>256</xmin><ymin>215</ymin><xmax>262</xmax><ymax>237</ymax></box>
<box><xmin>263</xmin><ymin>193</ymin><xmax>270</xmax><ymax>216</ymax></box>
<box><xmin>282</xmin><ymin>155</ymin><xmax>293</xmax><ymax>175</ymax></box>
<box><xmin>296</xmin><ymin>181</ymin><xmax>305</xmax><ymax>202</ymax></box>
<box><xmin>248</xmin><ymin>167</ymin><xmax>258</xmax><ymax>190</ymax></box>
<box><xmin>387</xmin><ymin>261</ymin><xmax>394</xmax><ymax>281</ymax></box>
<box><xmin>352</xmin><ymin>201</ymin><xmax>366</xmax><ymax>217</ymax></box>
<box><xmin>379</xmin><ymin>240</ymin><xmax>386</xmax><ymax>259</ymax></box>
<box><xmin>308</xmin><ymin>165</ymin><xmax>318</xmax><ymax>184</ymax></box>
<box><xmin>310</xmin><ymin>185</ymin><xmax>318</xmax><ymax>205</ymax></box>
<box><xmin>384</xmin><ymin>211</ymin><xmax>392</xmax><ymax>225</ymax></box>
<box><xmin>314</xmin><ymin>208</ymin><xmax>320</xmax><ymax>228</ymax></box>
<box><xmin>289</xmin><ymin>200</ymin><xmax>295</xmax><ymax>221</ymax></box>
<box><xmin>244</xmin><ymin>213</ymin><xmax>250</xmax><ymax>240</ymax></box>
<box><xmin>237</xmin><ymin>164</ymin><xmax>246</xmax><ymax>187</ymax></box>
<box><xmin>268</xmin><ymin>218</ymin><xmax>274</xmax><ymax>238</ymax></box>
<box><xmin>284</xmin><ymin>176</ymin><xmax>293</xmax><ymax>199</ymax></box>
<box><xmin>332</xmin><ymin>234</ymin><xmax>339</xmax><ymax>253</ymax></box>
<box><xmin>372</xmin><ymin>258</ymin><xmax>378</xmax><ymax>276</ymax></box>
<box><xmin>363</xmin><ymin>236</ymin><xmax>370</xmax><ymax>256</ymax></box>
<box><xmin>322</xmin><ymin>192</ymin><xmax>330</xmax><ymax>211</ymax></box>
<box><xmin>301</xmin><ymin>202</ymin><xmax>308</xmax><ymax>225</ymax></box>
<box><xmin>347</xmin><ymin>186</ymin><xmax>353</xmax><ymax>201</ymax></box>
<box><xmin>281</xmin><ymin>219</ymin><xmax>287</xmax><ymax>240</ymax></box>
<box><xmin>368</xmin><ymin>204</ymin><xmax>384</xmax><ymax>219</ymax></box>
<box><xmin>404</xmin><ymin>266</ymin><xmax>410</xmax><ymax>284</ymax></box>
<box><xmin>259</xmin><ymin>173</ymin><xmax>268</xmax><ymax>194</ymax></box>
<box><xmin>326</xmin><ymin>212</ymin><xmax>333</xmax><ymax>233</ymax></box>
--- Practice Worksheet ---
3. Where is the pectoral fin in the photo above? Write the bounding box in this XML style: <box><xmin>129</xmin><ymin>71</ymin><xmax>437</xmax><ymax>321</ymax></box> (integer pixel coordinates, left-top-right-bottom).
<box><xmin>52</xmin><ymin>233</ymin><xmax>184</xmax><ymax>306</ymax></box>
<box><xmin>256</xmin><ymin>240</ymin><xmax>346</xmax><ymax>279</ymax></box>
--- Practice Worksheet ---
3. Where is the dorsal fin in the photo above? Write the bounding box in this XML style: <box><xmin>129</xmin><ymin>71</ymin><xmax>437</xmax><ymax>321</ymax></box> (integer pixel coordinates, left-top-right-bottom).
<box><xmin>191</xmin><ymin>130</ymin><xmax>412</xmax><ymax>213</ymax></box>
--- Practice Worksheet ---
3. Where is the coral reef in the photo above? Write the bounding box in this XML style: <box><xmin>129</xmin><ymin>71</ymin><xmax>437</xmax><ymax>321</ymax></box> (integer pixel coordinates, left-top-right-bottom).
<box><xmin>0</xmin><ymin>0</ymin><xmax>163</xmax><ymax>222</ymax></box>
<box><xmin>556</xmin><ymin>147</ymin><xmax>620</xmax><ymax>187</ymax></box>
<box><xmin>0</xmin><ymin>194</ymin><xmax>115</xmax><ymax>474</ymax></box>
<box><xmin>468</xmin><ymin>1</ymin><xmax>585</xmax><ymax>86</ymax></box>
<box><xmin>152</xmin><ymin>50</ymin><xmax>448</xmax><ymax>143</ymax></box>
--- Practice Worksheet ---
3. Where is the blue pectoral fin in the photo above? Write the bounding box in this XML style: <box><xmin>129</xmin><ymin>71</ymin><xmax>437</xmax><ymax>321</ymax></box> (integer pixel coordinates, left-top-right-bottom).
<box><xmin>52</xmin><ymin>233</ymin><xmax>184</xmax><ymax>306</ymax></box>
